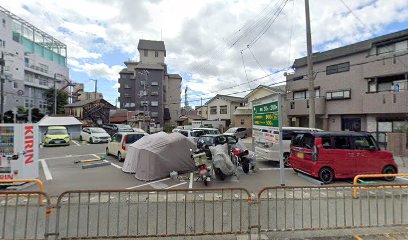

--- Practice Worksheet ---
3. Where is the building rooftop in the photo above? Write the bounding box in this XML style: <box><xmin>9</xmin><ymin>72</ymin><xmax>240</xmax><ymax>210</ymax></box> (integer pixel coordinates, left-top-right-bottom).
<box><xmin>206</xmin><ymin>94</ymin><xmax>245</xmax><ymax>105</ymax></box>
<box><xmin>168</xmin><ymin>74</ymin><xmax>182</xmax><ymax>79</ymax></box>
<box><xmin>138</xmin><ymin>40</ymin><xmax>166</xmax><ymax>55</ymax></box>
<box><xmin>38</xmin><ymin>116</ymin><xmax>82</xmax><ymax>126</ymax></box>
<box><xmin>293</xmin><ymin>28</ymin><xmax>408</xmax><ymax>68</ymax></box>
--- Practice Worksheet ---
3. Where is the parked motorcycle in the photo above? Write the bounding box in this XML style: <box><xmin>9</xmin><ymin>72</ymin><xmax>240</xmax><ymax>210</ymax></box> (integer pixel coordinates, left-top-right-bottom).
<box><xmin>231</xmin><ymin>147</ymin><xmax>250</xmax><ymax>174</ymax></box>
<box><xmin>191</xmin><ymin>149</ymin><xmax>211</xmax><ymax>185</ymax></box>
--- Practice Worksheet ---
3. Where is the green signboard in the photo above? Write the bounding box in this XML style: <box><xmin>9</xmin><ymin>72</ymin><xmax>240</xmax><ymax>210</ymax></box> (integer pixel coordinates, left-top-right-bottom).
<box><xmin>252</xmin><ymin>101</ymin><xmax>279</xmax><ymax>127</ymax></box>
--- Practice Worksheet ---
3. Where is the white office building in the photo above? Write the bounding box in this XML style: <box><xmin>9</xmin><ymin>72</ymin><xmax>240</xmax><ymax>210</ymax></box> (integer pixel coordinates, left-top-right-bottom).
<box><xmin>0</xmin><ymin>6</ymin><xmax>69</xmax><ymax>116</ymax></box>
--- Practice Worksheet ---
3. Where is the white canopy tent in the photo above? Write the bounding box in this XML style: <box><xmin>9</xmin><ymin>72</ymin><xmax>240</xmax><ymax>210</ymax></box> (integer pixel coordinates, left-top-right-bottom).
<box><xmin>122</xmin><ymin>132</ymin><xmax>196</xmax><ymax>181</ymax></box>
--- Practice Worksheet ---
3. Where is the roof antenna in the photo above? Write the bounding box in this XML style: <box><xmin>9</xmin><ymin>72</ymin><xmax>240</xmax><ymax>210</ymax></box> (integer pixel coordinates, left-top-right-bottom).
<box><xmin>160</xmin><ymin>28</ymin><xmax>163</xmax><ymax>41</ymax></box>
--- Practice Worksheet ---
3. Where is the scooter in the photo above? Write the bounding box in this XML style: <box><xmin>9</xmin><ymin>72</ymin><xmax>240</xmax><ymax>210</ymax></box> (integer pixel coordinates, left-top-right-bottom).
<box><xmin>191</xmin><ymin>149</ymin><xmax>212</xmax><ymax>186</ymax></box>
<box><xmin>231</xmin><ymin>147</ymin><xmax>250</xmax><ymax>174</ymax></box>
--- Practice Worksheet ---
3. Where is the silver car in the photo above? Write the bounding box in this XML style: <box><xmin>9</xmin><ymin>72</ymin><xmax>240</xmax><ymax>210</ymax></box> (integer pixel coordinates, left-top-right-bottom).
<box><xmin>223</xmin><ymin>127</ymin><xmax>248</xmax><ymax>139</ymax></box>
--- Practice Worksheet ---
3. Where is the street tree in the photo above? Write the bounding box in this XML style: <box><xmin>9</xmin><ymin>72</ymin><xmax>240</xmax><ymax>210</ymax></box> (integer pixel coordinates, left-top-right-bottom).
<box><xmin>45</xmin><ymin>88</ymin><xmax>68</xmax><ymax>114</ymax></box>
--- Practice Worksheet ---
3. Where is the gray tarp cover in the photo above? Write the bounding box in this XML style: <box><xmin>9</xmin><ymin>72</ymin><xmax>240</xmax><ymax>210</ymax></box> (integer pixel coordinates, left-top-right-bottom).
<box><xmin>122</xmin><ymin>132</ymin><xmax>196</xmax><ymax>181</ymax></box>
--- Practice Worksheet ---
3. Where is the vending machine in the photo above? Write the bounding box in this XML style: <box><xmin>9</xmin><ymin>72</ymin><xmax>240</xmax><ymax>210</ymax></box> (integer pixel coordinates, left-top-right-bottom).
<box><xmin>0</xmin><ymin>124</ymin><xmax>39</xmax><ymax>180</ymax></box>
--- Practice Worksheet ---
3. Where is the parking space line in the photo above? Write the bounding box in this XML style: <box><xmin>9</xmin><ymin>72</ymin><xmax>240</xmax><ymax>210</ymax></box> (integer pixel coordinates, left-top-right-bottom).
<box><xmin>72</xmin><ymin>140</ymin><xmax>80</xmax><ymax>146</ymax></box>
<box><xmin>189</xmin><ymin>172</ymin><xmax>194</xmax><ymax>189</ymax></box>
<box><xmin>103</xmin><ymin>160</ymin><xmax>122</xmax><ymax>169</ymax></box>
<box><xmin>126</xmin><ymin>178</ymin><xmax>171</xmax><ymax>190</ymax></box>
<box><xmin>40</xmin><ymin>159</ymin><xmax>53</xmax><ymax>180</ymax></box>
<box><xmin>165</xmin><ymin>182</ymin><xmax>188</xmax><ymax>189</ymax></box>
<box><xmin>39</xmin><ymin>153</ymin><xmax>105</xmax><ymax>161</ymax></box>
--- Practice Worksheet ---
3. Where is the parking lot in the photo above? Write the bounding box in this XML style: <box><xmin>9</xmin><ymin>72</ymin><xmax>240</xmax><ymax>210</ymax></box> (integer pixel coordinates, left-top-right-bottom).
<box><xmin>28</xmin><ymin>138</ymin><xmax>408</xmax><ymax>197</ymax></box>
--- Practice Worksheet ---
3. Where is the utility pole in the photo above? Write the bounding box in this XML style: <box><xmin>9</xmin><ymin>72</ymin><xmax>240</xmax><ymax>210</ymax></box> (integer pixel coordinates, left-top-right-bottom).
<box><xmin>90</xmin><ymin>79</ymin><xmax>98</xmax><ymax>100</ymax></box>
<box><xmin>305</xmin><ymin>0</ymin><xmax>315</xmax><ymax>128</ymax></box>
<box><xmin>200</xmin><ymin>97</ymin><xmax>203</xmax><ymax>127</ymax></box>
<box><xmin>0</xmin><ymin>52</ymin><xmax>4</xmax><ymax>123</ymax></box>
<box><xmin>54</xmin><ymin>73</ymin><xmax>58</xmax><ymax>115</ymax></box>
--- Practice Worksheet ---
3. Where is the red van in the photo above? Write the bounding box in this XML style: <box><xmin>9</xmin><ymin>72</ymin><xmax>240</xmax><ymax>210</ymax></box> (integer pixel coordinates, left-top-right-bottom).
<box><xmin>289</xmin><ymin>131</ymin><xmax>398</xmax><ymax>184</ymax></box>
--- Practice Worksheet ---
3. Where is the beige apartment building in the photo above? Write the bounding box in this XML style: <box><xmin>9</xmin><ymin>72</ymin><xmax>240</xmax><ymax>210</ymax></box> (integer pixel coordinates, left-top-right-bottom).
<box><xmin>206</xmin><ymin>94</ymin><xmax>244</xmax><ymax>127</ymax></box>
<box><xmin>286</xmin><ymin>29</ymin><xmax>408</xmax><ymax>145</ymax></box>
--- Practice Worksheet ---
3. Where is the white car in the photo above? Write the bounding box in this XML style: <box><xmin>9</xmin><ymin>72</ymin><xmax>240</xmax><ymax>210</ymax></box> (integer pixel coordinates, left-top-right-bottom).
<box><xmin>133</xmin><ymin>128</ymin><xmax>149</xmax><ymax>135</ymax></box>
<box><xmin>80</xmin><ymin>127</ymin><xmax>111</xmax><ymax>144</ymax></box>
<box><xmin>177</xmin><ymin>129</ymin><xmax>205</xmax><ymax>142</ymax></box>
<box><xmin>224</xmin><ymin>127</ymin><xmax>248</xmax><ymax>139</ymax></box>
<box><xmin>255</xmin><ymin>127</ymin><xmax>322</xmax><ymax>167</ymax></box>
<box><xmin>193</xmin><ymin>127</ymin><xmax>220</xmax><ymax>135</ymax></box>
<box><xmin>106</xmin><ymin>132</ymin><xmax>145</xmax><ymax>161</ymax></box>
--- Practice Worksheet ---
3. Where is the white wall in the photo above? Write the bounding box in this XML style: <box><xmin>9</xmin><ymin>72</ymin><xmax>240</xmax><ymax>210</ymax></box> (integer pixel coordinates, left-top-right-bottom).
<box><xmin>139</xmin><ymin>49</ymin><xmax>165</xmax><ymax>64</ymax></box>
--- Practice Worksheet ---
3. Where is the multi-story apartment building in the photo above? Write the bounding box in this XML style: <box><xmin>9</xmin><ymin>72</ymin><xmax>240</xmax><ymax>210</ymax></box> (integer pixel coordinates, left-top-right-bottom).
<box><xmin>118</xmin><ymin>40</ymin><xmax>181</xmax><ymax>128</ymax></box>
<box><xmin>0</xmin><ymin>6</ymin><xmax>68</xmax><ymax>115</ymax></box>
<box><xmin>285</xmin><ymin>29</ymin><xmax>408</xmax><ymax>145</ymax></box>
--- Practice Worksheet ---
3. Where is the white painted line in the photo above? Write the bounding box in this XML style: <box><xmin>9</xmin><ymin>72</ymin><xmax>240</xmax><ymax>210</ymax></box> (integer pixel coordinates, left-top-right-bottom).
<box><xmin>103</xmin><ymin>160</ymin><xmax>122</xmax><ymax>169</ymax></box>
<box><xmin>165</xmin><ymin>182</ymin><xmax>188</xmax><ymax>189</ymax></box>
<box><xmin>189</xmin><ymin>172</ymin><xmax>194</xmax><ymax>189</ymax></box>
<box><xmin>126</xmin><ymin>178</ymin><xmax>171</xmax><ymax>190</ymax></box>
<box><xmin>72</xmin><ymin>140</ymin><xmax>80</xmax><ymax>146</ymax></box>
<box><xmin>39</xmin><ymin>153</ymin><xmax>105</xmax><ymax>161</ymax></box>
<box><xmin>40</xmin><ymin>159</ymin><xmax>53</xmax><ymax>180</ymax></box>
<box><xmin>397</xmin><ymin>177</ymin><xmax>408</xmax><ymax>181</ymax></box>
<box><xmin>91</xmin><ymin>154</ymin><xmax>100</xmax><ymax>158</ymax></box>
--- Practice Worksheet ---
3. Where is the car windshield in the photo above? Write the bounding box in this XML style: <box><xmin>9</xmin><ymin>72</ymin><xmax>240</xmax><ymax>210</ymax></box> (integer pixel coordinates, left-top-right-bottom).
<box><xmin>225</xmin><ymin>128</ymin><xmax>237</xmax><ymax>133</ymax></box>
<box><xmin>125</xmin><ymin>134</ymin><xmax>144</xmax><ymax>144</ymax></box>
<box><xmin>119</xmin><ymin>126</ymin><xmax>134</xmax><ymax>132</ymax></box>
<box><xmin>198</xmin><ymin>137</ymin><xmax>215</xmax><ymax>145</ymax></box>
<box><xmin>191</xmin><ymin>131</ymin><xmax>205</xmax><ymax>137</ymax></box>
<box><xmin>47</xmin><ymin>129</ymin><xmax>67</xmax><ymax>135</ymax></box>
<box><xmin>90</xmin><ymin>128</ymin><xmax>106</xmax><ymax>133</ymax></box>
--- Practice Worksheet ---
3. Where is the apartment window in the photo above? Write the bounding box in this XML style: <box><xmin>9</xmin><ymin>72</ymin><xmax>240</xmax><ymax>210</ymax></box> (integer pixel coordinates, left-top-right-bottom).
<box><xmin>241</xmin><ymin>119</ymin><xmax>245</xmax><ymax>125</ymax></box>
<box><xmin>151</xmin><ymin>91</ymin><xmax>158</xmax><ymax>96</ymax></box>
<box><xmin>139</xmin><ymin>90</ymin><xmax>147</xmax><ymax>96</ymax></box>
<box><xmin>151</xmin><ymin>101</ymin><xmax>159</xmax><ymax>107</ymax></box>
<box><xmin>290</xmin><ymin>102</ymin><xmax>295</xmax><ymax>109</ymax></box>
<box><xmin>39</xmin><ymin>79</ymin><xmax>48</xmax><ymax>86</ymax></box>
<box><xmin>140</xmin><ymin>101</ymin><xmax>149</xmax><ymax>106</ymax></box>
<box><xmin>124</xmin><ymin>93</ymin><xmax>131</xmax><ymax>98</ymax></box>
<box><xmin>326</xmin><ymin>89</ymin><xmax>351</xmax><ymax>100</ymax></box>
<box><xmin>124</xmin><ymin>84</ymin><xmax>131</xmax><ymax>89</ymax></box>
<box><xmin>140</xmin><ymin>81</ymin><xmax>145</xmax><ymax>86</ymax></box>
<box><xmin>293</xmin><ymin>89</ymin><xmax>320</xmax><ymax>99</ymax></box>
<box><xmin>220</xmin><ymin>105</ymin><xmax>227</xmax><ymax>114</ymax></box>
<box><xmin>144</xmin><ymin>50</ymin><xmax>148</xmax><ymax>57</ymax></box>
<box><xmin>151</xmin><ymin>82</ymin><xmax>159</xmax><ymax>86</ymax></box>
<box><xmin>210</xmin><ymin>106</ymin><xmax>217</xmax><ymax>115</ymax></box>
<box><xmin>326</xmin><ymin>62</ymin><xmax>350</xmax><ymax>75</ymax></box>
<box><xmin>155</xmin><ymin>51</ymin><xmax>158</xmax><ymax>57</ymax></box>
<box><xmin>151</xmin><ymin>112</ymin><xmax>159</xmax><ymax>117</ymax></box>
<box><xmin>2</xmin><ymin>19</ymin><xmax>5</xmax><ymax>28</ymax></box>
<box><xmin>13</xmin><ymin>82</ymin><xmax>17</xmax><ymax>89</ymax></box>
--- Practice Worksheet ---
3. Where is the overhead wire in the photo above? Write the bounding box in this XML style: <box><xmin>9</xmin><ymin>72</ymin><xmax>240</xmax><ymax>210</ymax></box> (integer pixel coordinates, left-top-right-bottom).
<box><xmin>240</xmin><ymin>50</ymin><xmax>252</xmax><ymax>90</ymax></box>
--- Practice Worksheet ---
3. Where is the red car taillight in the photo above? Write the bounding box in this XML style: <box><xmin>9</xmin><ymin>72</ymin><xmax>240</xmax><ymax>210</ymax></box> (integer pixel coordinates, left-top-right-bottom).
<box><xmin>122</xmin><ymin>136</ymin><xmax>127</xmax><ymax>151</ymax></box>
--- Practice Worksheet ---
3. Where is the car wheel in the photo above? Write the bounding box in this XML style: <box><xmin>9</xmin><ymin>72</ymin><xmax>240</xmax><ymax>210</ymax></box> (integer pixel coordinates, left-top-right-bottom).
<box><xmin>283</xmin><ymin>153</ymin><xmax>290</xmax><ymax>168</ymax></box>
<box><xmin>243</xmin><ymin>134</ymin><xmax>247</xmax><ymax>139</ymax></box>
<box><xmin>319</xmin><ymin>167</ymin><xmax>334</xmax><ymax>184</ymax></box>
<box><xmin>118</xmin><ymin>152</ymin><xmax>124</xmax><ymax>162</ymax></box>
<box><xmin>106</xmin><ymin>147</ymin><xmax>110</xmax><ymax>156</ymax></box>
<box><xmin>89</xmin><ymin>138</ymin><xmax>93</xmax><ymax>144</ymax></box>
<box><xmin>382</xmin><ymin>166</ymin><xmax>396</xmax><ymax>181</ymax></box>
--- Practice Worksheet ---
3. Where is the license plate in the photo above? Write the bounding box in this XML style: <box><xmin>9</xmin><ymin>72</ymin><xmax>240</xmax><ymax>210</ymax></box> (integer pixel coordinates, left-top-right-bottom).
<box><xmin>297</xmin><ymin>152</ymin><xmax>304</xmax><ymax>159</ymax></box>
<box><xmin>54</xmin><ymin>140</ymin><xmax>61</xmax><ymax>144</ymax></box>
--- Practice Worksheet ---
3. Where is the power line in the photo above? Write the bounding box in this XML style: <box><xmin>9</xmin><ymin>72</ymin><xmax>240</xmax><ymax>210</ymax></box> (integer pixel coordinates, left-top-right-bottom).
<box><xmin>240</xmin><ymin>50</ymin><xmax>252</xmax><ymax>90</ymax></box>
<box><xmin>339</xmin><ymin>0</ymin><xmax>374</xmax><ymax>33</ymax></box>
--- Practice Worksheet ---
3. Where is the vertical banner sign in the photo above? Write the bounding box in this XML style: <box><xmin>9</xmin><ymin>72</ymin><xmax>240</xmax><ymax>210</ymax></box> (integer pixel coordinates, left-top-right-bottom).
<box><xmin>252</xmin><ymin>94</ymin><xmax>284</xmax><ymax>185</ymax></box>
<box><xmin>0</xmin><ymin>124</ymin><xmax>39</xmax><ymax>180</ymax></box>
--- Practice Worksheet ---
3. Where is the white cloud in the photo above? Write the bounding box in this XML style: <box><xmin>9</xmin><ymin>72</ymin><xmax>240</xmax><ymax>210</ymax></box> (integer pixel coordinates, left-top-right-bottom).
<box><xmin>1</xmin><ymin>0</ymin><xmax>408</xmax><ymax>104</ymax></box>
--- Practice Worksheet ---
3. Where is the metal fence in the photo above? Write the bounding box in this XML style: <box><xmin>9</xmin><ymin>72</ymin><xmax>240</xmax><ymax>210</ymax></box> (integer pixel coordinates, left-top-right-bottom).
<box><xmin>0</xmin><ymin>191</ymin><xmax>51</xmax><ymax>240</ymax></box>
<box><xmin>257</xmin><ymin>184</ymin><xmax>408</xmax><ymax>232</ymax></box>
<box><xmin>54</xmin><ymin>188</ymin><xmax>252</xmax><ymax>239</ymax></box>
<box><xmin>3</xmin><ymin>184</ymin><xmax>408</xmax><ymax>239</ymax></box>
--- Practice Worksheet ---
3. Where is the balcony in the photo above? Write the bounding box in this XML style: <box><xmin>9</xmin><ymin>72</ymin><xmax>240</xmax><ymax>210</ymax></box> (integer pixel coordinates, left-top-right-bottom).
<box><xmin>362</xmin><ymin>90</ymin><xmax>408</xmax><ymax>114</ymax></box>
<box><xmin>285</xmin><ymin>97</ymin><xmax>326</xmax><ymax>116</ymax></box>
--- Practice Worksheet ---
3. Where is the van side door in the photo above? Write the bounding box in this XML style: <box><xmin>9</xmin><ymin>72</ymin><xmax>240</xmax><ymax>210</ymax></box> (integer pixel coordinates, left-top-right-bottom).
<box><xmin>351</xmin><ymin>135</ymin><xmax>380</xmax><ymax>174</ymax></box>
<box><xmin>331</xmin><ymin>135</ymin><xmax>355</xmax><ymax>178</ymax></box>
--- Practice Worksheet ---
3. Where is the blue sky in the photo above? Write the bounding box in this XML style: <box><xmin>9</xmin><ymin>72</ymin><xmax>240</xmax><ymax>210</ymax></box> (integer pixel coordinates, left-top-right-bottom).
<box><xmin>1</xmin><ymin>0</ymin><xmax>408</xmax><ymax>107</ymax></box>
